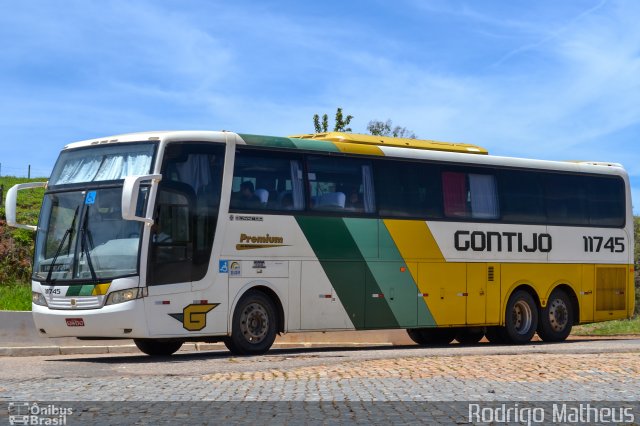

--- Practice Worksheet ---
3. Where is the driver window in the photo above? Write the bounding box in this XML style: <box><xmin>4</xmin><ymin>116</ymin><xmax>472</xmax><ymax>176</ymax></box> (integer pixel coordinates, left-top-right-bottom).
<box><xmin>149</xmin><ymin>142</ymin><xmax>225</xmax><ymax>285</ymax></box>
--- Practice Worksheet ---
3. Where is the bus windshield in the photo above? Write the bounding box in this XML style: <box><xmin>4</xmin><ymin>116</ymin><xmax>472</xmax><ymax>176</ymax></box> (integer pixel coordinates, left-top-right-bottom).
<box><xmin>33</xmin><ymin>186</ymin><xmax>147</xmax><ymax>283</ymax></box>
<box><xmin>49</xmin><ymin>143</ymin><xmax>156</xmax><ymax>186</ymax></box>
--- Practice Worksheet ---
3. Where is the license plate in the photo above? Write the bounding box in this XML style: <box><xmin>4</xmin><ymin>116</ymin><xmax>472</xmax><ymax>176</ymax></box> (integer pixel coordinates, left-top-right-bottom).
<box><xmin>65</xmin><ymin>318</ymin><xmax>85</xmax><ymax>327</ymax></box>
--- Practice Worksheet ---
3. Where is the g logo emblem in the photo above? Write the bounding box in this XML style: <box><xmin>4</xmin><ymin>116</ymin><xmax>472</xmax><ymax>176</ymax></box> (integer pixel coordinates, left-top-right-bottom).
<box><xmin>169</xmin><ymin>303</ymin><xmax>219</xmax><ymax>331</ymax></box>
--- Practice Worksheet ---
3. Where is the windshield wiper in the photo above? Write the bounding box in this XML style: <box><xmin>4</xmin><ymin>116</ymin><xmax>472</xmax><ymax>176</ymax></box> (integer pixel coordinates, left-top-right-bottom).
<box><xmin>45</xmin><ymin>206</ymin><xmax>79</xmax><ymax>284</ymax></box>
<box><xmin>79</xmin><ymin>205</ymin><xmax>98</xmax><ymax>282</ymax></box>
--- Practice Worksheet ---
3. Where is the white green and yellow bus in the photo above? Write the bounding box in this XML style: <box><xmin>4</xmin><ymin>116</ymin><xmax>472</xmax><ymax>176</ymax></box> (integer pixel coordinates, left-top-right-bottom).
<box><xmin>6</xmin><ymin>130</ymin><xmax>635</xmax><ymax>356</ymax></box>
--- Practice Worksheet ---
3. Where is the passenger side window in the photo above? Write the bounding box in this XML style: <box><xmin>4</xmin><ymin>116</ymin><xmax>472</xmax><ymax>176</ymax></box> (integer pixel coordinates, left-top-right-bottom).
<box><xmin>230</xmin><ymin>150</ymin><xmax>304</xmax><ymax>211</ymax></box>
<box><xmin>587</xmin><ymin>177</ymin><xmax>625</xmax><ymax>227</ymax></box>
<box><xmin>442</xmin><ymin>169</ymin><xmax>499</xmax><ymax>219</ymax></box>
<box><xmin>499</xmin><ymin>170</ymin><xmax>545</xmax><ymax>223</ymax></box>
<box><xmin>306</xmin><ymin>156</ymin><xmax>376</xmax><ymax>214</ymax></box>
<box><xmin>544</xmin><ymin>174</ymin><xmax>588</xmax><ymax>225</ymax></box>
<box><xmin>375</xmin><ymin>160</ymin><xmax>442</xmax><ymax>218</ymax></box>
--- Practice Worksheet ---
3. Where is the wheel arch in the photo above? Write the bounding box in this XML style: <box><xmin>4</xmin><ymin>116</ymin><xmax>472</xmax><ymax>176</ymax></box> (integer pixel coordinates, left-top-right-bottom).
<box><xmin>546</xmin><ymin>283</ymin><xmax>580</xmax><ymax>325</ymax></box>
<box><xmin>502</xmin><ymin>282</ymin><xmax>541</xmax><ymax>325</ymax></box>
<box><xmin>228</xmin><ymin>281</ymin><xmax>286</xmax><ymax>334</ymax></box>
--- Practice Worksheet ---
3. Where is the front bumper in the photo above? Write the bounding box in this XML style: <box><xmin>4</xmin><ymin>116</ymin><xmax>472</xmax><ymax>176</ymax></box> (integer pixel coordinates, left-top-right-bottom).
<box><xmin>32</xmin><ymin>299</ymin><xmax>149</xmax><ymax>339</ymax></box>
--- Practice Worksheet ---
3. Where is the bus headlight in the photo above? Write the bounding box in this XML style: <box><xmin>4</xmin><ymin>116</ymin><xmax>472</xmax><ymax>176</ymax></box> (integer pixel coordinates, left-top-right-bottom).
<box><xmin>105</xmin><ymin>288</ymin><xmax>144</xmax><ymax>305</ymax></box>
<box><xmin>32</xmin><ymin>291</ymin><xmax>48</xmax><ymax>307</ymax></box>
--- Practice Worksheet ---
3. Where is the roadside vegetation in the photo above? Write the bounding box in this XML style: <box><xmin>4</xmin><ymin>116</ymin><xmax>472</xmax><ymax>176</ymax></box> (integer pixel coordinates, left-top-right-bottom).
<box><xmin>0</xmin><ymin>176</ymin><xmax>46</xmax><ymax>310</ymax></box>
<box><xmin>0</xmin><ymin>176</ymin><xmax>639</xmax><ymax>331</ymax></box>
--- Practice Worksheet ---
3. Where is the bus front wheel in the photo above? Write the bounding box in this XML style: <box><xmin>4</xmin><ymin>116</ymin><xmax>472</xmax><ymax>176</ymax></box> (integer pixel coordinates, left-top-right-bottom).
<box><xmin>537</xmin><ymin>289</ymin><xmax>573</xmax><ymax>342</ymax></box>
<box><xmin>503</xmin><ymin>290</ymin><xmax>538</xmax><ymax>344</ymax></box>
<box><xmin>225</xmin><ymin>290</ymin><xmax>278</xmax><ymax>355</ymax></box>
<box><xmin>134</xmin><ymin>339</ymin><xmax>183</xmax><ymax>356</ymax></box>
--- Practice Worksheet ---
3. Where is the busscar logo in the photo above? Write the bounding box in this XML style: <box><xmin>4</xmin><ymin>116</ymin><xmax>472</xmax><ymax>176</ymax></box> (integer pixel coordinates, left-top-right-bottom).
<box><xmin>236</xmin><ymin>233</ymin><xmax>289</xmax><ymax>251</ymax></box>
<box><xmin>169</xmin><ymin>303</ymin><xmax>219</xmax><ymax>331</ymax></box>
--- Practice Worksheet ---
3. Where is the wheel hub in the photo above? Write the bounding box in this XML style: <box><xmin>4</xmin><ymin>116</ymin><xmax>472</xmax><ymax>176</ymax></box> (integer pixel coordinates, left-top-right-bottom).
<box><xmin>512</xmin><ymin>300</ymin><xmax>532</xmax><ymax>335</ymax></box>
<box><xmin>240</xmin><ymin>302</ymin><xmax>269</xmax><ymax>343</ymax></box>
<box><xmin>548</xmin><ymin>298</ymin><xmax>568</xmax><ymax>332</ymax></box>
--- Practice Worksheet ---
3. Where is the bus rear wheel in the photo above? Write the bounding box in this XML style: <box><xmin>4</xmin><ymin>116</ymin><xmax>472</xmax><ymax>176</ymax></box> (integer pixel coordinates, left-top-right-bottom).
<box><xmin>134</xmin><ymin>339</ymin><xmax>183</xmax><ymax>356</ymax></box>
<box><xmin>537</xmin><ymin>289</ymin><xmax>573</xmax><ymax>342</ymax></box>
<box><xmin>503</xmin><ymin>290</ymin><xmax>538</xmax><ymax>344</ymax></box>
<box><xmin>225</xmin><ymin>290</ymin><xmax>278</xmax><ymax>356</ymax></box>
<box><xmin>406</xmin><ymin>328</ymin><xmax>457</xmax><ymax>345</ymax></box>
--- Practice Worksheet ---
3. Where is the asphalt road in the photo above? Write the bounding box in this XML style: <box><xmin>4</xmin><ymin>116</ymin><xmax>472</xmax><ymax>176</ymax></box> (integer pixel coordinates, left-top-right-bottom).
<box><xmin>1</xmin><ymin>337</ymin><xmax>639</xmax><ymax>424</ymax></box>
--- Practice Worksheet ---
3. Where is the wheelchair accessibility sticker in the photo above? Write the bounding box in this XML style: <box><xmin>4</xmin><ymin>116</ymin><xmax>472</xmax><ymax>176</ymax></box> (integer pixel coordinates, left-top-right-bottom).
<box><xmin>219</xmin><ymin>260</ymin><xmax>228</xmax><ymax>273</ymax></box>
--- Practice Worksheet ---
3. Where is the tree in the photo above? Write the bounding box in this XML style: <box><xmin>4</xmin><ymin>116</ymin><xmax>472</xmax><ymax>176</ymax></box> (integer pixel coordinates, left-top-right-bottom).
<box><xmin>313</xmin><ymin>108</ymin><xmax>353</xmax><ymax>133</ymax></box>
<box><xmin>367</xmin><ymin>119</ymin><xmax>416</xmax><ymax>139</ymax></box>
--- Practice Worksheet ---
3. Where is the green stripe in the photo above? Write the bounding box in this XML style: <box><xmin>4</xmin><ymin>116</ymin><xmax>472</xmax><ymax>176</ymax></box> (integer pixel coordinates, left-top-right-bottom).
<box><xmin>79</xmin><ymin>285</ymin><xmax>94</xmax><ymax>296</ymax></box>
<box><xmin>378</xmin><ymin>222</ymin><xmax>435</xmax><ymax>327</ymax></box>
<box><xmin>66</xmin><ymin>285</ymin><xmax>82</xmax><ymax>297</ymax></box>
<box><xmin>343</xmin><ymin>219</ymin><xmax>435</xmax><ymax>327</ymax></box>
<box><xmin>238</xmin><ymin>133</ymin><xmax>340</xmax><ymax>153</ymax></box>
<box><xmin>295</xmin><ymin>216</ymin><xmax>398</xmax><ymax>329</ymax></box>
<box><xmin>290</xmin><ymin>138</ymin><xmax>340</xmax><ymax>152</ymax></box>
<box><xmin>238</xmin><ymin>134</ymin><xmax>297</xmax><ymax>149</ymax></box>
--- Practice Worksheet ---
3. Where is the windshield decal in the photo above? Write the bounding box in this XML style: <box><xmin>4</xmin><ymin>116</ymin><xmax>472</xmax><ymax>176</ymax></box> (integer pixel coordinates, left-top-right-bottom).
<box><xmin>85</xmin><ymin>191</ymin><xmax>96</xmax><ymax>205</ymax></box>
<box><xmin>65</xmin><ymin>283</ymin><xmax>111</xmax><ymax>297</ymax></box>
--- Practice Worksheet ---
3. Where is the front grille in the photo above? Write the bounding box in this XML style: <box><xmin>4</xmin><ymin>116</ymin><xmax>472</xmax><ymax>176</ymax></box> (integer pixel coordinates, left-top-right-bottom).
<box><xmin>47</xmin><ymin>295</ymin><xmax>104</xmax><ymax>310</ymax></box>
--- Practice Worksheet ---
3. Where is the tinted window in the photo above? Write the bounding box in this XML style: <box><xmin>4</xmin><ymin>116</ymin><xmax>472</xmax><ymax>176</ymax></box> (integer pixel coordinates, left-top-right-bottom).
<box><xmin>587</xmin><ymin>177</ymin><xmax>625</xmax><ymax>227</ymax></box>
<box><xmin>307</xmin><ymin>156</ymin><xmax>375</xmax><ymax>214</ymax></box>
<box><xmin>230</xmin><ymin>150</ymin><xmax>304</xmax><ymax>211</ymax></box>
<box><xmin>375</xmin><ymin>161</ymin><xmax>442</xmax><ymax>218</ymax></box>
<box><xmin>499</xmin><ymin>170</ymin><xmax>545</xmax><ymax>223</ymax></box>
<box><xmin>544</xmin><ymin>174</ymin><xmax>588</xmax><ymax>225</ymax></box>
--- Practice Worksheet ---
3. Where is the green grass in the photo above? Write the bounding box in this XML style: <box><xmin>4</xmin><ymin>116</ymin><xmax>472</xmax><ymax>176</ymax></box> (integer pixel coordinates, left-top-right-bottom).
<box><xmin>573</xmin><ymin>316</ymin><xmax>640</xmax><ymax>336</ymax></box>
<box><xmin>0</xmin><ymin>281</ymin><xmax>31</xmax><ymax>311</ymax></box>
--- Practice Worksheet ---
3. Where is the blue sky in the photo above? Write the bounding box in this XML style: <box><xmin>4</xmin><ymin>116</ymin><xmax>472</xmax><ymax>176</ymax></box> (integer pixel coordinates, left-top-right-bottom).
<box><xmin>1</xmin><ymin>0</ymin><xmax>639</xmax><ymax>212</ymax></box>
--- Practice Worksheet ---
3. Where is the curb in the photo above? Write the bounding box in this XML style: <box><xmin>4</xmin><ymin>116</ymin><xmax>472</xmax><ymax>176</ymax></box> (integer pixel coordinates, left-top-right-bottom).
<box><xmin>0</xmin><ymin>342</ymin><xmax>394</xmax><ymax>357</ymax></box>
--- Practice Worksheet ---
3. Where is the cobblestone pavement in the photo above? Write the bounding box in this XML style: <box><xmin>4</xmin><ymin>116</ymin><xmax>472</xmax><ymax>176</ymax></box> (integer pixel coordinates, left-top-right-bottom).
<box><xmin>1</xmin><ymin>338</ymin><xmax>639</xmax><ymax>424</ymax></box>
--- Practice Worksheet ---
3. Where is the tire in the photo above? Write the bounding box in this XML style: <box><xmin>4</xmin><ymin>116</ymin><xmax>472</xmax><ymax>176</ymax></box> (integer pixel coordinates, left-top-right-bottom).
<box><xmin>503</xmin><ymin>290</ymin><xmax>538</xmax><ymax>344</ymax></box>
<box><xmin>406</xmin><ymin>328</ymin><xmax>457</xmax><ymax>345</ymax></box>
<box><xmin>537</xmin><ymin>289</ymin><xmax>573</xmax><ymax>342</ymax></box>
<box><xmin>134</xmin><ymin>339</ymin><xmax>183</xmax><ymax>356</ymax></box>
<box><xmin>225</xmin><ymin>290</ymin><xmax>278</xmax><ymax>355</ymax></box>
<box><xmin>455</xmin><ymin>328</ymin><xmax>484</xmax><ymax>345</ymax></box>
<box><xmin>485</xmin><ymin>327</ymin><xmax>508</xmax><ymax>344</ymax></box>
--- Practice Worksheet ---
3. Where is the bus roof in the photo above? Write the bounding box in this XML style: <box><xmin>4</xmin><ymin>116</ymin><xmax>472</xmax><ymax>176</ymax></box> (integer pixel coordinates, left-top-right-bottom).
<box><xmin>288</xmin><ymin>132</ymin><xmax>488</xmax><ymax>155</ymax></box>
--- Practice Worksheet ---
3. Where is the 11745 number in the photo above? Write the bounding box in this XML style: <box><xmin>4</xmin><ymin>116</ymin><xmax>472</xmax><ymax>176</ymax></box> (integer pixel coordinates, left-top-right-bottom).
<box><xmin>583</xmin><ymin>236</ymin><xmax>624</xmax><ymax>253</ymax></box>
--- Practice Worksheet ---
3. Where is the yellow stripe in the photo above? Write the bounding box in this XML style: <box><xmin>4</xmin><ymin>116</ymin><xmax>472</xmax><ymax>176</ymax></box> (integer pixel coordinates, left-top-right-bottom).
<box><xmin>333</xmin><ymin>141</ymin><xmax>384</xmax><ymax>156</ymax></box>
<box><xmin>92</xmin><ymin>283</ymin><xmax>111</xmax><ymax>296</ymax></box>
<box><xmin>383</xmin><ymin>220</ymin><xmax>444</xmax><ymax>280</ymax></box>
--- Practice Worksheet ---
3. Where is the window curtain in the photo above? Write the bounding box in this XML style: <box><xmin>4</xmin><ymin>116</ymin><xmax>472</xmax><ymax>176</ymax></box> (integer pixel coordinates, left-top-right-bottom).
<box><xmin>469</xmin><ymin>174</ymin><xmax>499</xmax><ymax>219</ymax></box>
<box><xmin>362</xmin><ymin>164</ymin><xmax>376</xmax><ymax>213</ymax></box>
<box><xmin>54</xmin><ymin>156</ymin><xmax>102</xmax><ymax>184</ymax></box>
<box><xmin>442</xmin><ymin>171</ymin><xmax>468</xmax><ymax>217</ymax></box>
<box><xmin>290</xmin><ymin>160</ymin><xmax>304</xmax><ymax>210</ymax></box>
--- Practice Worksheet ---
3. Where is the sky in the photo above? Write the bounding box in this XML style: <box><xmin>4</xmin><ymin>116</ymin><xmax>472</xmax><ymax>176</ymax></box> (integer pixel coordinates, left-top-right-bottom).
<box><xmin>1</xmin><ymin>0</ymin><xmax>639</xmax><ymax>213</ymax></box>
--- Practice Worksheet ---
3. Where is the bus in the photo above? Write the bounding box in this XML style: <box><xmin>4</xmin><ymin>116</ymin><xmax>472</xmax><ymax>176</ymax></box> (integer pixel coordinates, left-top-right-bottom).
<box><xmin>6</xmin><ymin>130</ymin><xmax>635</xmax><ymax>356</ymax></box>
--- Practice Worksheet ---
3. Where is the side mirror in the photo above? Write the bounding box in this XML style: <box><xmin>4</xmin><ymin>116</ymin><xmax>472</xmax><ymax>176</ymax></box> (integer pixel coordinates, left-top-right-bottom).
<box><xmin>6</xmin><ymin>182</ymin><xmax>47</xmax><ymax>231</ymax></box>
<box><xmin>122</xmin><ymin>174</ymin><xmax>162</xmax><ymax>224</ymax></box>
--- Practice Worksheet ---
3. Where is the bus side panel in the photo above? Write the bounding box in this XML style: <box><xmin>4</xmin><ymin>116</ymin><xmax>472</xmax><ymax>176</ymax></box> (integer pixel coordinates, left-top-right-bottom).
<box><xmin>418</xmin><ymin>263</ymin><xmax>466</xmax><ymax>326</ymax></box>
<box><xmin>580</xmin><ymin>264</ymin><xmax>595</xmax><ymax>323</ymax></box>
<box><xmin>466</xmin><ymin>263</ymin><xmax>501</xmax><ymax>325</ymax></box>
